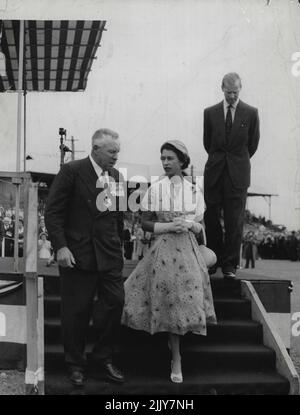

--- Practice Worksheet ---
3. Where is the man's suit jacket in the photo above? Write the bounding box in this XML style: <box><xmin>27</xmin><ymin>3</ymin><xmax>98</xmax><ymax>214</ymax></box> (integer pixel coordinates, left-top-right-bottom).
<box><xmin>45</xmin><ymin>157</ymin><xmax>124</xmax><ymax>272</ymax></box>
<box><xmin>203</xmin><ymin>100</ymin><xmax>260</xmax><ymax>189</ymax></box>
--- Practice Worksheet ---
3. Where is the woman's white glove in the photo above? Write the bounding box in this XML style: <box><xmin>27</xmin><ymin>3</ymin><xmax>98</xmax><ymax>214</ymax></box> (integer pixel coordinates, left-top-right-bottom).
<box><xmin>154</xmin><ymin>218</ymin><xmax>189</xmax><ymax>234</ymax></box>
<box><xmin>153</xmin><ymin>222</ymin><xmax>173</xmax><ymax>234</ymax></box>
<box><xmin>188</xmin><ymin>221</ymin><xmax>203</xmax><ymax>234</ymax></box>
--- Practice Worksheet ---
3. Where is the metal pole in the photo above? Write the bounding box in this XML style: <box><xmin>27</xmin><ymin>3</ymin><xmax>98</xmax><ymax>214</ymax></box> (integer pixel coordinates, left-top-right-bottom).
<box><xmin>60</xmin><ymin>135</ymin><xmax>64</xmax><ymax>167</ymax></box>
<box><xmin>71</xmin><ymin>136</ymin><xmax>75</xmax><ymax>161</ymax></box>
<box><xmin>16</xmin><ymin>20</ymin><xmax>24</xmax><ymax>173</ymax></box>
<box><xmin>24</xmin><ymin>89</ymin><xmax>27</xmax><ymax>172</ymax></box>
<box><xmin>59</xmin><ymin>128</ymin><xmax>66</xmax><ymax>167</ymax></box>
<box><xmin>23</xmin><ymin>25</ymin><xmax>27</xmax><ymax>172</ymax></box>
<box><xmin>14</xmin><ymin>20</ymin><xmax>24</xmax><ymax>273</ymax></box>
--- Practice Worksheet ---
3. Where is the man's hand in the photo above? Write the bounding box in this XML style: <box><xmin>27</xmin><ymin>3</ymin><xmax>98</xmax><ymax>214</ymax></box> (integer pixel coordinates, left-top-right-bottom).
<box><xmin>57</xmin><ymin>247</ymin><xmax>76</xmax><ymax>268</ymax></box>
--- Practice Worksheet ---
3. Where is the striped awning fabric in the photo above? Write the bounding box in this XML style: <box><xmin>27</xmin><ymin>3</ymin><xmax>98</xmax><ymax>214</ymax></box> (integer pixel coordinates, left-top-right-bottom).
<box><xmin>0</xmin><ymin>20</ymin><xmax>106</xmax><ymax>92</ymax></box>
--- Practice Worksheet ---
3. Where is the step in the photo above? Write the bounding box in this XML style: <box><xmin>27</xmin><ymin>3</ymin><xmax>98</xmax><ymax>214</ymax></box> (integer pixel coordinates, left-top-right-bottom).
<box><xmin>214</xmin><ymin>298</ymin><xmax>251</xmax><ymax>319</ymax></box>
<box><xmin>44</xmin><ymin>318</ymin><xmax>263</xmax><ymax>345</ymax></box>
<box><xmin>44</xmin><ymin>295</ymin><xmax>252</xmax><ymax>320</ymax></box>
<box><xmin>42</xmin><ymin>274</ymin><xmax>242</xmax><ymax>298</ymax></box>
<box><xmin>117</xmin><ymin>322</ymin><xmax>262</xmax><ymax>346</ymax></box>
<box><xmin>44</xmin><ymin>295</ymin><xmax>61</xmax><ymax>317</ymax></box>
<box><xmin>45</xmin><ymin>342</ymin><xmax>275</xmax><ymax>373</ymax></box>
<box><xmin>210</xmin><ymin>278</ymin><xmax>241</xmax><ymax>298</ymax></box>
<box><xmin>45</xmin><ymin>370</ymin><xmax>289</xmax><ymax>395</ymax></box>
<box><xmin>43</xmin><ymin>275</ymin><xmax>60</xmax><ymax>296</ymax></box>
<box><xmin>118</xmin><ymin>344</ymin><xmax>276</xmax><ymax>373</ymax></box>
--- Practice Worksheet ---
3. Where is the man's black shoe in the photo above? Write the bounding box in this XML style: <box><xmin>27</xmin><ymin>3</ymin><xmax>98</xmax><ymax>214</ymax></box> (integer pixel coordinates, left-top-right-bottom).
<box><xmin>69</xmin><ymin>369</ymin><xmax>85</xmax><ymax>387</ymax></box>
<box><xmin>102</xmin><ymin>363</ymin><xmax>125</xmax><ymax>383</ymax></box>
<box><xmin>223</xmin><ymin>271</ymin><xmax>236</xmax><ymax>280</ymax></box>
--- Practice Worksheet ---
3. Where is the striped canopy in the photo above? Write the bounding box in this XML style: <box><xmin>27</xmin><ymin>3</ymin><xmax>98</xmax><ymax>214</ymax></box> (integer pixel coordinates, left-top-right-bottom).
<box><xmin>0</xmin><ymin>19</ymin><xmax>106</xmax><ymax>92</ymax></box>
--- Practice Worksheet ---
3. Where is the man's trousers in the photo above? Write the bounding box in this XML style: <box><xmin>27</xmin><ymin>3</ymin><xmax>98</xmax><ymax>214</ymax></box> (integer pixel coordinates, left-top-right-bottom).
<box><xmin>59</xmin><ymin>266</ymin><xmax>124</xmax><ymax>370</ymax></box>
<box><xmin>204</xmin><ymin>169</ymin><xmax>247</xmax><ymax>273</ymax></box>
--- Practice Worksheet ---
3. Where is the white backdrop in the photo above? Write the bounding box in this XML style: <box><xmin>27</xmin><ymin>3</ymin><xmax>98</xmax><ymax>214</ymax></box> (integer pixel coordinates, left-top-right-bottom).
<box><xmin>0</xmin><ymin>0</ymin><xmax>300</xmax><ymax>229</ymax></box>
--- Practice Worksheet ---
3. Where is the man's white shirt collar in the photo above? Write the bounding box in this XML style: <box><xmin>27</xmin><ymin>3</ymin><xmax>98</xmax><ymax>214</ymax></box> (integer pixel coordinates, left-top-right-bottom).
<box><xmin>223</xmin><ymin>98</ymin><xmax>239</xmax><ymax>120</ymax></box>
<box><xmin>89</xmin><ymin>154</ymin><xmax>104</xmax><ymax>179</ymax></box>
<box><xmin>224</xmin><ymin>98</ymin><xmax>239</xmax><ymax>109</ymax></box>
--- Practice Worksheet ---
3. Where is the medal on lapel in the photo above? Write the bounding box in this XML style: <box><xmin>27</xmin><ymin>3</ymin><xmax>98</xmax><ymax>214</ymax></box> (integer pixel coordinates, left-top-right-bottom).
<box><xmin>103</xmin><ymin>190</ymin><xmax>112</xmax><ymax>209</ymax></box>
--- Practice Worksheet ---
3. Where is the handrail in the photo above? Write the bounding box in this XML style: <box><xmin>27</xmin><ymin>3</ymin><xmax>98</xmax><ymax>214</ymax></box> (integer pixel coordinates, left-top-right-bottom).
<box><xmin>241</xmin><ymin>280</ymin><xmax>300</xmax><ymax>395</ymax></box>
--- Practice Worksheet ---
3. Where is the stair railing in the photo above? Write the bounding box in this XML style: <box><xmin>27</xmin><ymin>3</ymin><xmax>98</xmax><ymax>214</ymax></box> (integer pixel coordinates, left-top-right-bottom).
<box><xmin>241</xmin><ymin>280</ymin><xmax>300</xmax><ymax>395</ymax></box>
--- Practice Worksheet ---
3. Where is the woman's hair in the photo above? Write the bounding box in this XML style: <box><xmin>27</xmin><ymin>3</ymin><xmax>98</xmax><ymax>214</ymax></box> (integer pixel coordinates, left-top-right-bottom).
<box><xmin>160</xmin><ymin>142</ymin><xmax>190</xmax><ymax>170</ymax></box>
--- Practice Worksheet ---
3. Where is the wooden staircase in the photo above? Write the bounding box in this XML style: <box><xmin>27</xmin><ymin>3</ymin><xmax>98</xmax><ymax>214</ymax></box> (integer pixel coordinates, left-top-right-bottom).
<box><xmin>43</xmin><ymin>268</ymin><xmax>290</xmax><ymax>395</ymax></box>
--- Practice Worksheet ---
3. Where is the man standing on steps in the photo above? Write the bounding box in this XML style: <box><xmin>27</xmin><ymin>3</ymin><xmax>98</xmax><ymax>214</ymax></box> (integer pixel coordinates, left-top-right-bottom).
<box><xmin>203</xmin><ymin>73</ymin><xmax>260</xmax><ymax>280</ymax></box>
<box><xmin>45</xmin><ymin>128</ymin><xmax>125</xmax><ymax>387</ymax></box>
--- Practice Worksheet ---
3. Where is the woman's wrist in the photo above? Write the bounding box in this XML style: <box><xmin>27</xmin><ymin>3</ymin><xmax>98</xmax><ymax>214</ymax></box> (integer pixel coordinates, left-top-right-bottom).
<box><xmin>190</xmin><ymin>221</ymin><xmax>202</xmax><ymax>234</ymax></box>
<box><xmin>153</xmin><ymin>222</ymin><xmax>173</xmax><ymax>234</ymax></box>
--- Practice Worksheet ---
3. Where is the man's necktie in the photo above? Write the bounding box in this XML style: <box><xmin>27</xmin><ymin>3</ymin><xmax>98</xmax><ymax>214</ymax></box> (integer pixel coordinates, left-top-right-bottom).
<box><xmin>225</xmin><ymin>104</ymin><xmax>233</xmax><ymax>140</ymax></box>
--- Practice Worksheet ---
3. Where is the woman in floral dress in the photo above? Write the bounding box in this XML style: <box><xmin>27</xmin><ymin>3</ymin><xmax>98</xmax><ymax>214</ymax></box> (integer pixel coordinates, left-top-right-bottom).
<box><xmin>122</xmin><ymin>140</ymin><xmax>217</xmax><ymax>383</ymax></box>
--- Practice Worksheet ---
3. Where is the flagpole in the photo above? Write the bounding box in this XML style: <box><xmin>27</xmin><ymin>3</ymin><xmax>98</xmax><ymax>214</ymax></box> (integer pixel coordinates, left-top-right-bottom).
<box><xmin>24</xmin><ymin>89</ymin><xmax>27</xmax><ymax>172</ymax></box>
<box><xmin>13</xmin><ymin>19</ymin><xmax>24</xmax><ymax>272</ymax></box>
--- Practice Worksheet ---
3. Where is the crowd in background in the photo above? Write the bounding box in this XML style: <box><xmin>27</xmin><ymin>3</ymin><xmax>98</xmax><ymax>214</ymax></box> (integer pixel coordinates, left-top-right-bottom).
<box><xmin>123</xmin><ymin>219</ymin><xmax>153</xmax><ymax>261</ymax></box>
<box><xmin>0</xmin><ymin>206</ymin><xmax>24</xmax><ymax>258</ymax></box>
<box><xmin>0</xmin><ymin>205</ymin><xmax>53</xmax><ymax>260</ymax></box>
<box><xmin>1</xmin><ymin>205</ymin><xmax>300</xmax><ymax>264</ymax></box>
<box><xmin>125</xmin><ymin>210</ymin><xmax>300</xmax><ymax>265</ymax></box>
<box><xmin>241</xmin><ymin>210</ymin><xmax>300</xmax><ymax>268</ymax></box>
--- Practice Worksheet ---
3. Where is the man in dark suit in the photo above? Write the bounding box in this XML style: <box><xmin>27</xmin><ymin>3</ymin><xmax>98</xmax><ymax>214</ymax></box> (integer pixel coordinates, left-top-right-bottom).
<box><xmin>45</xmin><ymin>128</ymin><xmax>125</xmax><ymax>387</ymax></box>
<box><xmin>203</xmin><ymin>73</ymin><xmax>260</xmax><ymax>279</ymax></box>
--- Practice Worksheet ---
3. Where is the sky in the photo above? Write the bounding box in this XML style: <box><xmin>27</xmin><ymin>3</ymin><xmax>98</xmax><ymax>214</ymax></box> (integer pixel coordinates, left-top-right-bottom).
<box><xmin>0</xmin><ymin>0</ymin><xmax>300</xmax><ymax>230</ymax></box>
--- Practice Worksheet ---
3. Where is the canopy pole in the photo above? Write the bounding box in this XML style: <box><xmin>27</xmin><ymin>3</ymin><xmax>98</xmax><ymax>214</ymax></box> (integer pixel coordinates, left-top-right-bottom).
<box><xmin>13</xmin><ymin>19</ymin><xmax>24</xmax><ymax>272</ymax></box>
<box><xmin>24</xmin><ymin>89</ymin><xmax>27</xmax><ymax>172</ymax></box>
<box><xmin>24</xmin><ymin>23</ymin><xmax>27</xmax><ymax>172</ymax></box>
